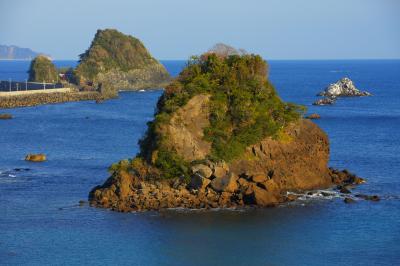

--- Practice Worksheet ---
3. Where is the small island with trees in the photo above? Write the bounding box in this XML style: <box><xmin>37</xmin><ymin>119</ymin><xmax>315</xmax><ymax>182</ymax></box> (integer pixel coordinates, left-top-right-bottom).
<box><xmin>0</xmin><ymin>29</ymin><xmax>171</xmax><ymax>109</ymax></box>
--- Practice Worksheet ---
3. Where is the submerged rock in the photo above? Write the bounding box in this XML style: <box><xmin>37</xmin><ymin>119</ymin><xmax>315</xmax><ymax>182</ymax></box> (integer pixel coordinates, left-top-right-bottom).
<box><xmin>344</xmin><ymin>197</ymin><xmax>356</xmax><ymax>204</ymax></box>
<box><xmin>355</xmin><ymin>194</ymin><xmax>380</xmax><ymax>201</ymax></box>
<box><xmin>25</xmin><ymin>153</ymin><xmax>46</xmax><ymax>162</ymax></box>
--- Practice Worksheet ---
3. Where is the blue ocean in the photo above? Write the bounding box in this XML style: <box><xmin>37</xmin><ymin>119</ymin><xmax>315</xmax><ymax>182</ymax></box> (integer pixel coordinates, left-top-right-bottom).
<box><xmin>0</xmin><ymin>59</ymin><xmax>399</xmax><ymax>266</ymax></box>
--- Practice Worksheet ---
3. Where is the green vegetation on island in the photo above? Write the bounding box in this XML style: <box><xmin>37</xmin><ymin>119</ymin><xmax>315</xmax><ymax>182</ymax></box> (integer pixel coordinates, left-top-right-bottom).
<box><xmin>90</xmin><ymin>45</ymin><xmax>364</xmax><ymax>212</ymax></box>
<box><xmin>111</xmin><ymin>48</ymin><xmax>306</xmax><ymax>180</ymax></box>
<box><xmin>75</xmin><ymin>29</ymin><xmax>170</xmax><ymax>93</ymax></box>
<box><xmin>28</xmin><ymin>55</ymin><xmax>58</xmax><ymax>83</ymax></box>
<box><xmin>76</xmin><ymin>29</ymin><xmax>159</xmax><ymax>81</ymax></box>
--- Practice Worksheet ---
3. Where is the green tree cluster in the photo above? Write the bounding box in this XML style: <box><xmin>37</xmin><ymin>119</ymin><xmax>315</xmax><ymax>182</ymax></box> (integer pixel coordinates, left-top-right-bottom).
<box><xmin>136</xmin><ymin>52</ymin><xmax>305</xmax><ymax>179</ymax></box>
<box><xmin>28</xmin><ymin>55</ymin><xmax>58</xmax><ymax>83</ymax></box>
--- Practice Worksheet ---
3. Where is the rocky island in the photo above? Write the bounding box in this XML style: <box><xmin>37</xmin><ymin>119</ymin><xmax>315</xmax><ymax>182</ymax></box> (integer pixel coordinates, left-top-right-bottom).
<box><xmin>75</xmin><ymin>29</ymin><xmax>171</xmax><ymax>97</ymax></box>
<box><xmin>0</xmin><ymin>29</ymin><xmax>171</xmax><ymax>108</ymax></box>
<box><xmin>313</xmin><ymin>77</ymin><xmax>371</xmax><ymax>105</ymax></box>
<box><xmin>89</xmin><ymin>50</ymin><xmax>364</xmax><ymax>212</ymax></box>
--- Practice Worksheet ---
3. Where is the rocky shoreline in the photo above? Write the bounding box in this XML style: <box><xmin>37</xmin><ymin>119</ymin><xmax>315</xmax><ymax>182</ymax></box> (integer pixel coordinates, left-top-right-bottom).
<box><xmin>89</xmin><ymin>118</ymin><xmax>368</xmax><ymax>212</ymax></box>
<box><xmin>0</xmin><ymin>91</ymin><xmax>105</xmax><ymax>109</ymax></box>
<box><xmin>88</xmin><ymin>166</ymin><xmax>365</xmax><ymax>212</ymax></box>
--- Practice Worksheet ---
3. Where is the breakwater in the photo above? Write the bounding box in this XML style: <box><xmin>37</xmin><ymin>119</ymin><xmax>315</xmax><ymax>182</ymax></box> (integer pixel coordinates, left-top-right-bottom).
<box><xmin>0</xmin><ymin>91</ymin><xmax>102</xmax><ymax>109</ymax></box>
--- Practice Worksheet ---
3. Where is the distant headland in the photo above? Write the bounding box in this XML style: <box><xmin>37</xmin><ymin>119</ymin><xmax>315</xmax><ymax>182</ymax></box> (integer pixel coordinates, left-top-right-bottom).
<box><xmin>0</xmin><ymin>44</ymin><xmax>50</xmax><ymax>60</ymax></box>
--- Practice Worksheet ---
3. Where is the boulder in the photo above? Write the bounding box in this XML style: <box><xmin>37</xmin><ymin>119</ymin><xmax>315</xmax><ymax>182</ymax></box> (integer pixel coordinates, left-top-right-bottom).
<box><xmin>243</xmin><ymin>184</ymin><xmax>278</xmax><ymax>206</ymax></box>
<box><xmin>210</xmin><ymin>173</ymin><xmax>238</xmax><ymax>193</ymax></box>
<box><xmin>252</xmin><ymin>174</ymin><xmax>268</xmax><ymax>183</ymax></box>
<box><xmin>237</xmin><ymin>178</ymin><xmax>250</xmax><ymax>189</ymax></box>
<box><xmin>191</xmin><ymin>164</ymin><xmax>213</xmax><ymax>178</ymax></box>
<box><xmin>286</xmin><ymin>194</ymin><xmax>299</xmax><ymax>201</ymax></box>
<box><xmin>212</xmin><ymin>162</ymin><xmax>229</xmax><ymax>179</ymax></box>
<box><xmin>188</xmin><ymin>173</ymin><xmax>211</xmax><ymax>190</ymax></box>
<box><xmin>25</xmin><ymin>153</ymin><xmax>46</xmax><ymax>162</ymax></box>
<box><xmin>259</xmin><ymin>179</ymin><xmax>279</xmax><ymax>192</ymax></box>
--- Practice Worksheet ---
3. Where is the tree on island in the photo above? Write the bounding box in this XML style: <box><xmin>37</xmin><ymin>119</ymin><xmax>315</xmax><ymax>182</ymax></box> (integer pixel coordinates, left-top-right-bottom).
<box><xmin>28</xmin><ymin>55</ymin><xmax>58</xmax><ymax>83</ymax></box>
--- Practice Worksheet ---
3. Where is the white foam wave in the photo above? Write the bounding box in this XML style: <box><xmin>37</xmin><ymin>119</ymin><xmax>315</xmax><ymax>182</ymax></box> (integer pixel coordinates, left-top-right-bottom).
<box><xmin>287</xmin><ymin>189</ymin><xmax>342</xmax><ymax>201</ymax></box>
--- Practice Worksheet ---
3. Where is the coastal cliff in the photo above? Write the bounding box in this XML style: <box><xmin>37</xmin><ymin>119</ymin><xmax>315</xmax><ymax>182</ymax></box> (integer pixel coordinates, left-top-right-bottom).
<box><xmin>75</xmin><ymin>29</ymin><xmax>171</xmax><ymax>94</ymax></box>
<box><xmin>89</xmin><ymin>50</ymin><xmax>362</xmax><ymax>212</ymax></box>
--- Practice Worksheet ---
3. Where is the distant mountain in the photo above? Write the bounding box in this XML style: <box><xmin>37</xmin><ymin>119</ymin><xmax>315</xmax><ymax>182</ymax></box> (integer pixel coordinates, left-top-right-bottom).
<box><xmin>0</xmin><ymin>45</ymin><xmax>50</xmax><ymax>60</ymax></box>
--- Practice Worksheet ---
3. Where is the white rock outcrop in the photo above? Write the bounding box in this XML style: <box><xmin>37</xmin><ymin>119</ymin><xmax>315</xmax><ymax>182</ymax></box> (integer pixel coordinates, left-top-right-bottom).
<box><xmin>318</xmin><ymin>78</ymin><xmax>371</xmax><ymax>97</ymax></box>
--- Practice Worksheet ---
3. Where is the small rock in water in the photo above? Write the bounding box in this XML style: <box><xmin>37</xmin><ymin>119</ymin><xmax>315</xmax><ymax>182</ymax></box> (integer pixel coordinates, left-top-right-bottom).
<box><xmin>305</xmin><ymin>113</ymin><xmax>321</xmax><ymax>119</ymax></box>
<box><xmin>344</xmin><ymin>197</ymin><xmax>356</xmax><ymax>204</ymax></box>
<box><xmin>313</xmin><ymin>78</ymin><xmax>371</xmax><ymax>106</ymax></box>
<box><xmin>313</xmin><ymin>97</ymin><xmax>336</xmax><ymax>106</ymax></box>
<box><xmin>286</xmin><ymin>194</ymin><xmax>299</xmax><ymax>201</ymax></box>
<box><xmin>318</xmin><ymin>77</ymin><xmax>372</xmax><ymax>97</ymax></box>
<box><xmin>25</xmin><ymin>153</ymin><xmax>46</xmax><ymax>162</ymax></box>
<box><xmin>321</xmin><ymin>191</ymin><xmax>332</xmax><ymax>197</ymax></box>
<box><xmin>355</xmin><ymin>194</ymin><xmax>380</xmax><ymax>201</ymax></box>
<box><xmin>78</xmin><ymin>200</ymin><xmax>86</xmax><ymax>206</ymax></box>
<box><xmin>340</xmin><ymin>186</ymin><xmax>351</xmax><ymax>194</ymax></box>
<box><xmin>0</xmin><ymin>113</ymin><xmax>13</xmax><ymax>119</ymax></box>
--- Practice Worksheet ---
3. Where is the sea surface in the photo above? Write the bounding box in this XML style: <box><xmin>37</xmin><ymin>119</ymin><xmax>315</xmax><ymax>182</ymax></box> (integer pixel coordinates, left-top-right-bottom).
<box><xmin>1</xmin><ymin>59</ymin><xmax>399</xmax><ymax>266</ymax></box>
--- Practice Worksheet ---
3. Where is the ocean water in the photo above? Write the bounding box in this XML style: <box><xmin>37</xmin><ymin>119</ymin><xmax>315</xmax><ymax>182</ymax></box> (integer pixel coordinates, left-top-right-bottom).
<box><xmin>0</xmin><ymin>60</ymin><xmax>399</xmax><ymax>266</ymax></box>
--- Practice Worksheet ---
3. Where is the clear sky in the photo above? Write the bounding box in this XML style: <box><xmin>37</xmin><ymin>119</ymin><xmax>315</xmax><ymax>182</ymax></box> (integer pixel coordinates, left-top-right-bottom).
<box><xmin>1</xmin><ymin>0</ymin><xmax>399</xmax><ymax>60</ymax></box>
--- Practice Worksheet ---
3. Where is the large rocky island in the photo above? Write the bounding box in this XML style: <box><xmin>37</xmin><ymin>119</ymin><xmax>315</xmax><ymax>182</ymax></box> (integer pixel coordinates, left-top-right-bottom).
<box><xmin>89</xmin><ymin>50</ymin><xmax>363</xmax><ymax>212</ymax></box>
